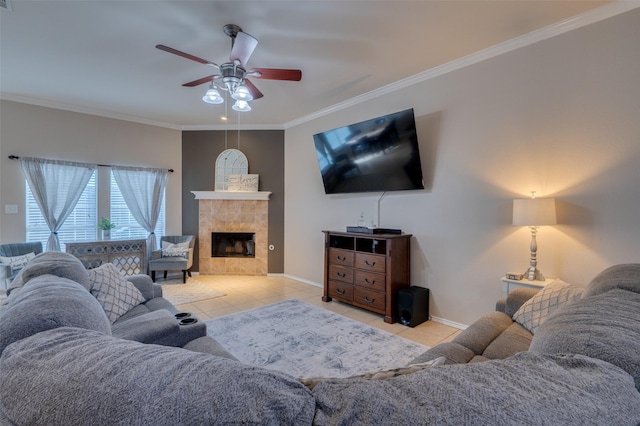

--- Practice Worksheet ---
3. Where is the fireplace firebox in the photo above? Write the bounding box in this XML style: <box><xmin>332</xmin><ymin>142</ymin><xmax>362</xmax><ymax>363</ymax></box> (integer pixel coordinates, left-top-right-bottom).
<box><xmin>212</xmin><ymin>232</ymin><xmax>256</xmax><ymax>258</ymax></box>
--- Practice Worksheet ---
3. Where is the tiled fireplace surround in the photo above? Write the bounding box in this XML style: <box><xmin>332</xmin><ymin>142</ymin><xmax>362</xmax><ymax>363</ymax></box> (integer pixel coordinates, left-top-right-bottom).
<box><xmin>193</xmin><ymin>191</ymin><xmax>270</xmax><ymax>275</ymax></box>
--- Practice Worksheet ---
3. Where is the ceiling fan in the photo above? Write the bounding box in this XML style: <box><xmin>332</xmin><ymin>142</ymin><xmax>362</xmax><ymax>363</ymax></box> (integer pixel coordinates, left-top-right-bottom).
<box><xmin>156</xmin><ymin>24</ymin><xmax>302</xmax><ymax>111</ymax></box>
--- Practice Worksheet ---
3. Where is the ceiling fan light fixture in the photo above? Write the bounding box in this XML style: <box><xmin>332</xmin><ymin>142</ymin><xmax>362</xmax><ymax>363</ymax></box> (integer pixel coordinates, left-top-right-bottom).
<box><xmin>232</xmin><ymin>100</ymin><xmax>251</xmax><ymax>112</ymax></box>
<box><xmin>202</xmin><ymin>85</ymin><xmax>224</xmax><ymax>104</ymax></box>
<box><xmin>231</xmin><ymin>83</ymin><xmax>253</xmax><ymax>101</ymax></box>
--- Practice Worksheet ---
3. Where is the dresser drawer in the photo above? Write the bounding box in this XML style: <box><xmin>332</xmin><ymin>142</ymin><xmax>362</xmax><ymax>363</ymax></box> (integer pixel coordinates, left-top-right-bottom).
<box><xmin>354</xmin><ymin>287</ymin><xmax>385</xmax><ymax>314</ymax></box>
<box><xmin>355</xmin><ymin>253</ymin><xmax>385</xmax><ymax>273</ymax></box>
<box><xmin>328</xmin><ymin>248</ymin><xmax>354</xmax><ymax>267</ymax></box>
<box><xmin>355</xmin><ymin>270</ymin><xmax>386</xmax><ymax>293</ymax></box>
<box><xmin>328</xmin><ymin>280</ymin><xmax>354</xmax><ymax>302</ymax></box>
<box><xmin>328</xmin><ymin>264</ymin><xmax>354</xmax><ymax>284</ymax></box>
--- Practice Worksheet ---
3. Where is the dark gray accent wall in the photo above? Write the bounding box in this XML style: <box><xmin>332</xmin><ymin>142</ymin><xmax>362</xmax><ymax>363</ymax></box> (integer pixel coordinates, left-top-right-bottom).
<box><xmin>182</xmin><ymin>130</ymin><xmax>285</xmax><ymax>273</ymax></box>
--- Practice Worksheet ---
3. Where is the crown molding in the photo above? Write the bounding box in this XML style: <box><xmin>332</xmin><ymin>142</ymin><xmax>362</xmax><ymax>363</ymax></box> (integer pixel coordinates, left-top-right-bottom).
<box><xmin>284</xmin><ymin>1</ymin><xmax>640</xmax><ymax>129</ymax></box>
<box><xmin>182</xmin><ymin>123</ymin><xmax>284</xmax><ymax>131</ymax></box>
<box><xmin>0</xmin><ymin>94</ymin><xmax>183</xmax><ymax>130</ymax></box>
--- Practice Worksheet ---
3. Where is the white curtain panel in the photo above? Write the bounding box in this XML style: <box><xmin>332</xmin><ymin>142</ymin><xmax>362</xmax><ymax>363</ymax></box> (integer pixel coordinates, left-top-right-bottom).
<box><xmin>112</xmin><ymin>166</ymin><xmax>168</xmax><ymax>268</ymax></box>
<box><xmin>19</xmin><ymin>157</ymin><xmax>97</xmax><ymax>251</ymax></box>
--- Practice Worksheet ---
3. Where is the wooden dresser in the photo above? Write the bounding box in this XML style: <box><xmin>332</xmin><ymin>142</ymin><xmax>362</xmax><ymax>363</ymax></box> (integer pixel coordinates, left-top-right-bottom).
<box><xmin>66</xmin><ymin>238</ymin><xmax>147</xmax><ymax>276</ymax></box>
<box><xmin>321</xmin><ymin>230</ymin><xmax>412</xmax><ymax>323</ymax></box>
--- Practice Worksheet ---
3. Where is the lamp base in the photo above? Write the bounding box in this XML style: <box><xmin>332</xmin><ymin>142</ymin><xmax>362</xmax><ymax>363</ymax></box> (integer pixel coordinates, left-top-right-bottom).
<box><xmin>523</xmin><ymin>267</ymin><xmax>546</xmax><ymax>281</ymax></box>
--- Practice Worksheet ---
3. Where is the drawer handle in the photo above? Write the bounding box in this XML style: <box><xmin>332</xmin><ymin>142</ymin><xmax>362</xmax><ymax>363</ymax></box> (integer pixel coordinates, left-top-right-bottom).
<box><xmin>364</xmin><ymin>278</ymin><xmax>376</xmax><ymax>285</ymax></box>
<box><xmin>336</xmin><ymin>272</ymin><xmax>346</xmax><ymax>278</ymax></box>
<box><xmin>364</xmin><ymin>296</ymin><xmax>375</xmax><ymax>304</ymax></box>
<box><xmin>337</xmin><ymin>255</ymin><xmax>346</xmax><ymax>261</ymax></box>
<box><xmin>365</xmin><ymin>260</ymin><xmax>376</xmax><ymax>267</ymax></box>
<box><xmin>336</xmin><ymin>288</ymin><xmax>346</xmax><ymax>295</ymax></box>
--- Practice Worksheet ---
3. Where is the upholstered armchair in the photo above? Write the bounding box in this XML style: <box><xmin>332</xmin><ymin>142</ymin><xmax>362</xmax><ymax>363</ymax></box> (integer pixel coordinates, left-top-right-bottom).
<box><xmin>0</xmin><ymin>242</ymin><xmax>44</xmax><ymax>290</ymax></box>
<box><xmin>148</xmin><ymin>236</ymin><xmax>196</xmax><ymax>283</ymax></box>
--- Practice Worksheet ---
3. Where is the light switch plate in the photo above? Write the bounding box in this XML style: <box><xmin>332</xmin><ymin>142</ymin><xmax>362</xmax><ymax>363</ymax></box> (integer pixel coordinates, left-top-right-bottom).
<box><xmin>4</xmin><ymin>205</ymin><xmax>18</xmax><ymax>214</ymax></box>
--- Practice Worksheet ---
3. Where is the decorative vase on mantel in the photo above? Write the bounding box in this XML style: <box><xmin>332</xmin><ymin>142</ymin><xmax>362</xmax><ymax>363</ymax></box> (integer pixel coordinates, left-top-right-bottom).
<box><xmin>100</xmin><ymin>229</ymin><xmax>111</xmax><ymax>240</ymax></box>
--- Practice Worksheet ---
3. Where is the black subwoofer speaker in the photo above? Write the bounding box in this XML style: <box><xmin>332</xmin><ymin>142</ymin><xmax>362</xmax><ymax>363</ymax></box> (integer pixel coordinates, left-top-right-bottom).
<box><xmin>397</xmin><ymin>287</ymin><xmax>429</xmax><ymax>327</ymax></box>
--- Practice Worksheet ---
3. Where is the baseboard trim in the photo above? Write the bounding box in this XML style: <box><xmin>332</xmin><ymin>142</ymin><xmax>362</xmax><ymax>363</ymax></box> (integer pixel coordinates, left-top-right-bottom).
<box><xmin>269</xmin><ymin>273</ymin><xmax>323</xmax><ymax>288</ymax></box>
<box><xmin>429</xmin><ymin>316</ymin><xmax>468</xmax><ymax>331</ymax></box>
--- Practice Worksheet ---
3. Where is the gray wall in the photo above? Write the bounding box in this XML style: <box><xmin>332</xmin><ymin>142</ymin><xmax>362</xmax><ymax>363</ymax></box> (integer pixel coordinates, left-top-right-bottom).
<box><xmin>182</xmin><ymin>130</ymin><xmax>285</xmax><ymax>273</ymax></box>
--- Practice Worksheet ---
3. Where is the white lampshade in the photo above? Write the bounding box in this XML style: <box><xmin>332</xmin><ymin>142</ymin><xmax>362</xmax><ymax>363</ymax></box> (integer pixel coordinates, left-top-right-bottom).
<box><xmin>513</xmin><ymin>198</ymin><xmax>557</xmax><ymax>226</ymax></box>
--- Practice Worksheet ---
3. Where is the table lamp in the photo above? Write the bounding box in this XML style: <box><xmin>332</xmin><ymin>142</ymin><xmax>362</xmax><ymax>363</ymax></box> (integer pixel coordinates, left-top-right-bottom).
<box><xmin>512</xmin><ymin>192</ymin><xmax>557</xmax><ymax>281</ymax></box>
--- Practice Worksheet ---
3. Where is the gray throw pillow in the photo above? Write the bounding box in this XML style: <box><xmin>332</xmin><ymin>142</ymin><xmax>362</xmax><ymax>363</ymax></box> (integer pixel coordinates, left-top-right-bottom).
<box><xmin>88</xmin><ymin>263</ymin><xmax>145</xmax><ymax>324</ymax></box>
<box><xmin>512</xmin><ymin>279</ymin><xmax>583</xmax><ymax>335</ymax></box>
<box><xmin>0</xmin><ymin>275</ymin><xmax>111</xmax><ymax>355</ymax></box>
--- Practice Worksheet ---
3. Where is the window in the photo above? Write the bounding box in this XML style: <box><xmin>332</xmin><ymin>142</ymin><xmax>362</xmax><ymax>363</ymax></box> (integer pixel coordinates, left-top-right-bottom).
<box><xmin>26</xmin><ymin>171</ymin><xmax>97</xmax><ymax>252</ymax></box>
<box><xmin>26</xmin><ymin>169</ymin><xmax>165</xmax><ymax>251</ymax></box>
<box><xmin>109</xmin><ymin>171</ymin><xmax>165</xmax><ymax>243</ymax></box>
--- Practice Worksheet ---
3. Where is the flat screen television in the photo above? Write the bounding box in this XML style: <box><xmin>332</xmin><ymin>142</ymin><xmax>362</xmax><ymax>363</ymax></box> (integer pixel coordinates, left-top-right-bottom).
<box><xmin>313</xmin><ymin>108</ymin><xmax>424</xmax><ymax>194</ymax></box>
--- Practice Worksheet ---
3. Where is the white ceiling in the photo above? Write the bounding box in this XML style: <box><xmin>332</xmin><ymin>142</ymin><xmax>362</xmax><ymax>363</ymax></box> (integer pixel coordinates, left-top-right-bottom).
<box><xmin>0</xmin><ymin>1</ymin><xmax>624</xmax><ymax>129</ymax></box>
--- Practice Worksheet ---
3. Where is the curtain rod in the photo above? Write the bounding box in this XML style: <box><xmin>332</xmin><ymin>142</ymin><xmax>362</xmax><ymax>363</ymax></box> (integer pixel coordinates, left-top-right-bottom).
<box><xmin>8</xmin><ymin>155</ymin><xmax>174</xmax><ymax>173</ymax></box>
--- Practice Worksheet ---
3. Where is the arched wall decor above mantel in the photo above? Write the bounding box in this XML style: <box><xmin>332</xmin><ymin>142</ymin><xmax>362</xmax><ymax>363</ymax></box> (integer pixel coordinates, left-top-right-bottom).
<box><xmin>215</xmin><ymin>149</ymin><xmax>248</xmax><ymax>191</ymax></box>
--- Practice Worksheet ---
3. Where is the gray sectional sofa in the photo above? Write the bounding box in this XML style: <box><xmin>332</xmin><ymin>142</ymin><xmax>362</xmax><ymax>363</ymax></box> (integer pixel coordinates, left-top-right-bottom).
<box><xmin>1</xmin><ymin>253</ymin><xmax>640</xmax><ymax>425</ymax></box>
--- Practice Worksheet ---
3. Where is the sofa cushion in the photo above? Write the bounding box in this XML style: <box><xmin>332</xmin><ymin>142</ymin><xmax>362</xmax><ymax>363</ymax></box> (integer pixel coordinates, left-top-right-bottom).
<box><xmin>513</xmin><ymin>279</ymin><xmax>583</xmax><ymax>334</ymax></box>
<box><xmin>311</xmin><ymin>351</ymin><xmax>640</xmax><ymax>425</ymax></box>
<box><xmin>0</xmin><ymin>327</ymin><xmax>316</xmax><ymax>425</ymax></box>
<box><xmin>582</xmin><ymin>263</ymin><xmax>640</xmax><ymax>298</ymax></box>
<box><xmin>7</xmin><ymin>251</ymin><xmax>91</xmax><ymax>294</ymax></box>
<box><xmin>182</xmin><ymin>336</ymin><xmax>239</xmax><ymax>360</ymax></box>
<box><xmin>481</xmin><ymin>322</ymin><xmax>532</xmax><ymax>360</ymax></box>
<box><xmin>0</xmin><ymin>252</ymin><xmax>36</xmax><ymax>274</ymax></box>
<box><xmin>0</xmin><ymin>275</ymin><xmax>111</xmax><ymax>355</ymax></box>
<box><xmin>111</xmin><ymin>309</ymin><xmax>179</xmax><ymax>343</ymax></box>
<box><xmin>88</xmin><ymin>263</ymin><xmax>145</xmax><ymax>324</ymax></box>
<box><xmin>453</xmin><ymin>311</ymin><xmax>514</xmax><ymax>354</ymax></box>
<box><xmin>530</xmin><ymin>288</ymin><xmax>640</xmax><ymax>391</ymax></box>
<box><xmin>409</xmin><ymin>342</ymin><xmax>476</xmax><ymax>365</ymax></box>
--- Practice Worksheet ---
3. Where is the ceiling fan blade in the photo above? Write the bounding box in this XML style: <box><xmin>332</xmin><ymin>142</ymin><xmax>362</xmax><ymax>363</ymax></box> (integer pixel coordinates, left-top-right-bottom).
<box><xmin>182</xmin><ymin>75</ymin><xmax>217</xmax><ymax>87</ymax></box>
<box><xmin>248</xmin><ymin>68</ymin><xmax>302</xmax><ymax>81</ymax></box>
<box><xmin>243</xmin><ymin>79</ymin><xmax>264</xmax><ymax>100</ymax></box>
<box><xmin>230</xmin><ymin>31</ymin><xmax>258</xmax><ymax>66</ymax></box>
<box><xmin>156</xmin><ymin>44</ymin><xmax>219</xmax><ymax>69</ymax></box>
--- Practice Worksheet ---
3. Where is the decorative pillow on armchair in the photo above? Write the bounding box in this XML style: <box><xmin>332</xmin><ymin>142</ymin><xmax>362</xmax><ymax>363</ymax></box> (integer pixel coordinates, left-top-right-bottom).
<box><xmin>513</xmin><ymin>279</ymin><xmax>583</xmax><ymax>335</ymax></box>
<box><xmin>161</xmin><ymin>241</ymin><xmax>190</xmax><ymax>257</ymax></box>
<box><xmin>88</xmin><ymin>263</ymin><xmax>145</xmax><ymax>324</ymax></box>
<box><xmin>0</xmin><ymin>252</ymin><xmax>36</xmax><ymax>274</ymax></box>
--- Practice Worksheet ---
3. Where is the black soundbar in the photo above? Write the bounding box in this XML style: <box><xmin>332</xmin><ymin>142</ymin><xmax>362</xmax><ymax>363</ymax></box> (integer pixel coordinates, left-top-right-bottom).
<box><xmin>346</xmin><ymin>226</ymin><xmax>402</xmax><ymax>235</ymax></box>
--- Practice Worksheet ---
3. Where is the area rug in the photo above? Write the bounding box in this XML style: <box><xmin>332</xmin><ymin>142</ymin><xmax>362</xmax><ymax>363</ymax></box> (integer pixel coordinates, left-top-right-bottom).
<box><xmin>160</xmin><ymin>277</ymin><xmax>226</xmax><ymax>305</ymax></box>
<box><xmin>205</xmin><ymin>299</ymin><xmax>428</xmax><ymax>379</ymax></box>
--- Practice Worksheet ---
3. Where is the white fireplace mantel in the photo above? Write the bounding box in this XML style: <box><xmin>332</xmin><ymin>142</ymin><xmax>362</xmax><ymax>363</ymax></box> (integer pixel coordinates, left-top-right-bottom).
<box><xmin>191</xmin><ymin>191</ymin><xmax>271</xmax><ymax>201</ymax></box>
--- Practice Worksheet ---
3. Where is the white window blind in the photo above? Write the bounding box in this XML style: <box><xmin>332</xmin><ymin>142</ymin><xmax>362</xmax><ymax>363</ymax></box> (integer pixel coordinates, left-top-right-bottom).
<box><xmin>26</xmin><ymin>171</ymin><xmax>97</xmax><ymax>252</ymax></box>
<box><xmin>109</xmin><ymin>171</ymin><xmax>165</xmax><ymax>247</ymax></box>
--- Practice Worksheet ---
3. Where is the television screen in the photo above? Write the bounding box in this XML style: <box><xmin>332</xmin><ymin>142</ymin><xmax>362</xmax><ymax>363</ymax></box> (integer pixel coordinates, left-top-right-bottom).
<box><xmin>313</xmin><ymin>108</ymin><xmax>424</xmax><ymax>194</ymax></box>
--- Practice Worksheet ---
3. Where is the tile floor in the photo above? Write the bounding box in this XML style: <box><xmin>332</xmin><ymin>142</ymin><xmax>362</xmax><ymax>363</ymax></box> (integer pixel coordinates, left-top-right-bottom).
<box><xmin>173</xmin><ymin>273</ymin><xmax>462</xmax><ymax>348</ymax></box>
